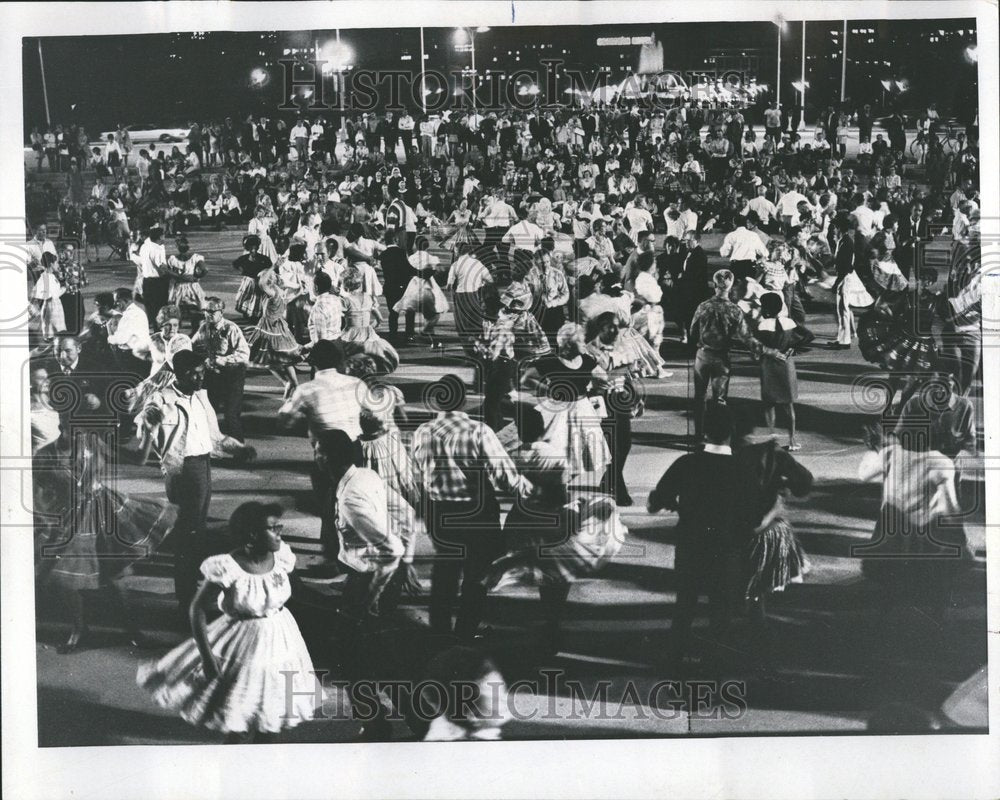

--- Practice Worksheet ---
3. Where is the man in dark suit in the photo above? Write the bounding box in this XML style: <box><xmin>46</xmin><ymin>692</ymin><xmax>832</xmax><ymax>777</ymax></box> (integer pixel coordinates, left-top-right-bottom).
<box><xmin>43</xmin><ymin>335</ymin><xmax>119</xmax><ymax>445</ymax></box>
<box><xmin>677</xmin><ymin>230</ymin><xmax>712</xmax><ymax>342</ymax></box>
<box><xmin>581</xmin><ymin>111</ymin><xmax>597</xmax><ymax>151</ymax></box>
<box><xmin>831</xmin><ymin>215</ymin><xmax>858</xmax><ymax>349</ymax></box>
<box><xmin>896</xmin><ymin>201</ymin><xmax>930</xmax><ymax>279</ymax></box>
<box><xmin>379</xmin><ymin>230</ymin><xmax>418</xmax><ymax>341</ymax></box>
<box><xmin>648</xmin><ymin>402</ymin><xmax>749</xmax><ymax>666</ymax></box>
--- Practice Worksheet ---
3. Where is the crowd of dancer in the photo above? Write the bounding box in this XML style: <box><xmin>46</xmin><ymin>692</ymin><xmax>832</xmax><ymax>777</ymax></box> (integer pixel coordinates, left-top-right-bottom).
<box><xmin>26</xmin><ymin>95</ymin><xmax>982</xmax><ymax>742</ymax></box>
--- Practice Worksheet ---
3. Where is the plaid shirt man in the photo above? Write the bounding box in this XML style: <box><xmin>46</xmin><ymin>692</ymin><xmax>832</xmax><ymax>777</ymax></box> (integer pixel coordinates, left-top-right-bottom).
<box><xmin>192</xmin><ymin>318</ymin><xmax>250</xmax><ymax>366</ymax></box>
<box><xmin>278</xmin><ymin>368</ymin><xmax>365</xmax><ymax>442</ymax></box>
<box><xmin>308</xmin><ymin>293</ymin><xmax>343</xmax><ymax>343</ymax></box>
<box><xmin>758</xmin><ymin>259</ymin><xmax>789</xmax><ymax>291</ymax></box>
<box><xmin>411</xmin><ymin>411</ymin><xmax>530</xmax><ymax>503</ymax></box>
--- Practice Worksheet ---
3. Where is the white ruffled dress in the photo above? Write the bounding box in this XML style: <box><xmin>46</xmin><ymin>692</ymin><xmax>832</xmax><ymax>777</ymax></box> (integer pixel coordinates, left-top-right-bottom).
<box><xmin>137</xmin><ymin>543</ymin><xmax>322</xmax><ymax>734</ymax></box>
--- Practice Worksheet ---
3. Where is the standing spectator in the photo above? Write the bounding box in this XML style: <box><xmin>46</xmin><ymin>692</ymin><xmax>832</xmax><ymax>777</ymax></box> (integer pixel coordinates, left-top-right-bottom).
<box><xmin>397</xmin><ymin>110</ymin><xmax>416</xmax><ymax>156</ymax></box>
<box><xmin>192</xmin><ymin>296</ymin><xmax>250</xmax><ymax>442</ymax></box>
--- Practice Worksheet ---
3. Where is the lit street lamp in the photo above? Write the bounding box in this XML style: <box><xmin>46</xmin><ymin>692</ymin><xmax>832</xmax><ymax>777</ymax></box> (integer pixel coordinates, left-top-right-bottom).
<box><xmin>317</xmin><ymin>36</ymin><xmax>354</xmax><ymax>132</ymax></box>
<box><xmin>773</xmin><ymin>16</ymin><xmax>786</xmax><ymax>109</ymax></box>
<box><xmin>454</xmin><ymin>26</ymin><xmax>490</xmax><ymax>115</ymax></box>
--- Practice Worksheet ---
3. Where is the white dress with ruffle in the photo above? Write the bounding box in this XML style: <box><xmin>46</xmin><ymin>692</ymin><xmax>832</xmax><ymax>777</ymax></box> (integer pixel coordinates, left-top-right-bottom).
<box><xmin>137</xmin><ymin>543</ymin><xmax>322</xmax><ymax>734</ymax></box>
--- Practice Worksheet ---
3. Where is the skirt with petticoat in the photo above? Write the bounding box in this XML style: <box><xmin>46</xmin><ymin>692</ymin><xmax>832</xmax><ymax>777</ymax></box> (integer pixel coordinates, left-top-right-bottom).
<box><xmin>341</xmin><ymin>328</ymin><xmax>400</xmax><ymax>374</ymax></box>
<box><xmin>137</xmin><ymin>607</ymin><xmax>322</xmax><ymax>734</ymax></box>
<box><xmin>235</xmin><ymin>277</ymin><xmax>264</xmax><ymax>320</ymax></box>
<box><xmin>745</xmin><ymin>518</ymin><xmax>810</xmax><ymax>600</ymax></box>
<box><xmin>536</xmin><ymin>397</ymin><xmax>611</xmax><ymax>480</ymax></box>
<box><xmin>34</xmin><ymin>443</ymin><xmax>175</xmax><ymax>591</ymax></box>
<box><xmin>487</xmin><ymin>494</ymin><xmax>627</xmax><ymax>588</ymax></box>
<box><xmin>170</xmin><ymin>282</ymin><xmax>207</xmax><ymax>313</ymax></box>
<box><xmin>616</xmin><ymin>327</ymin><xmax>667</xmax><ymax>378</ymax></box>
<box><xmin>129</xmin><ymin>365</ymin><xmax>176</xmax><ymax>414</ymax></box>
<box><xmin>247</xmin><ymin>318</ymin><xmax>301</xmax><ymax>367</ymax></box>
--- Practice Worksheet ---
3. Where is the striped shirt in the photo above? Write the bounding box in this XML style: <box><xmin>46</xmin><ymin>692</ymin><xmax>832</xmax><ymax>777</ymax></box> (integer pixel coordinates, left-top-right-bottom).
<box><xmin>278</xmin><ymin>368</ymin><xmax>365</xmax><ymax>442</ymax></box>
<box><xmin>412</xmin><ymin>411</ymin><xmax>530</xmax><ymax>502</ymax></box>
<box><xmin>307</xmin><ymin>293</ymin><xmax>343</xmax><ymax>343</ymax></box>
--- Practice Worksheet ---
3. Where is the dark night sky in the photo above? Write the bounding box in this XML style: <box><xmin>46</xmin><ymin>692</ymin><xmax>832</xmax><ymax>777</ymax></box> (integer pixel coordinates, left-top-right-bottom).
<box><xmin>22</xmin><ymin>19</ymin><xmax>977</xmax><ymax>135</ymax></box>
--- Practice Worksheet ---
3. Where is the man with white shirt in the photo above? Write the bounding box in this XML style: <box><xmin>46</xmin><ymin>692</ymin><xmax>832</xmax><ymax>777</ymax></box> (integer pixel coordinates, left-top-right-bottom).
<box><xmin>482</xmin><ymin>189</ymin><xmax>517</xmax><ymax>251</ymax></box>
<box><xmin>107</xmin><ymin>287</ymin><xmax>151</xmax><ymax>378</ymax></box>
<box><xmin>624</xmin><ymin>197</ymin><xmax>654</xmax><ymax>245</ymax></box>
<box><xmin>419</xmin><ymin>114</ymin><xmax>439</xmax><ymax>158</ymax></box>
<box><xmin>140</xmin><ymin>350</ymin><xmax>254</xmax><ymax>616</ymax></box>
<box><xmin>502</xmin><ymin>206</ymin><xmax>544</xmax><ymax>253</ymax></box>
<box><xmin>776</xmin><ymin>187</ymin><xmax>810</xmax><ymax>229</ymax></box>
<box><xmin>663</xmin><ymin>205</ymin><xmax>688</xmax><ymax>240</ymax></box>
<box><xmin>24</xmin><ymin>224</ymin><xmax>58</xmax><ymax>284</ymax></box>
<box><xmin>746</xmin><ymin>184</ymin><xmax>779</xmax><ymax>233</ymax></box>
<box><xmin>319</xmin><ymin>428</ymin><xmax>408</xmax><ymax>617</ymax></box>
<box><xmin>718</xmin><ymin>213</ymin><xmax>768</xmax><ymax>281</ymax></box>
<box><xmin>279</xmin><ymin>340</ymin><xmax>366</xmax><ymax>561</ymax></box>
<box><xmin>290</xmin><ymin>118</ymin><xmax>308</xmax><ymax>162</ymax></box>
<box><xmin>309</xmin><ymin>118</ymin><xmax>325</xmax><ymax>161</ymax></box>
<box><xmin>447</xmin><ymin>243</ymin><xmax>494</xmax><ymax>339</ymax></box>
<box><xmin>677</xmin><ymin>198</ymin><xmax>698</xmax><ymax>236</ymax></box>
<box><xmin>848</xmin><ymin>193</ymin><xmax>877</xmax><ymax>241</ymax></box>
<box><xmin>137</xmin><ymin>227</ymin><xmax>169</xmax><ymax>321</ymax></box>
<box><xmin>397</xmin><ymin>111</ymin><xmax>416</xmax><ymax>156</ymax></box>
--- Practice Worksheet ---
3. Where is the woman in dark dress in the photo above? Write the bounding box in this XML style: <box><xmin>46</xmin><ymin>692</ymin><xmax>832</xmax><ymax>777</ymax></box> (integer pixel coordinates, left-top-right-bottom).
<box><xmin>31</xmin><ymin>364</ymin><xmax>174</xmax><ymax>654</ymax></box>
<box><xmin>731</xmin><ymin>422</ymin><xmax>813</xmax><ymax>663</ymax></box>
<box><xmin>753</xmin><ymin>292</ymin><xmax>814</xmax><ymax>451</ymax></box>
<box><xmin>232</xmin><ymin>234</ymin><xmax>271</xmax><ymax>321</ymax></box>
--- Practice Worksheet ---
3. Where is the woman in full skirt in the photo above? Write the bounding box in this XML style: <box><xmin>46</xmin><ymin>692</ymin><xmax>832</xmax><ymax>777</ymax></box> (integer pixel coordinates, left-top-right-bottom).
<box><xmin>32</xmin><ymin>364</ymin><xmax>174</xmax><ymax>654</ymax></box>
<box><xmin>340</xmin><ymin>268</ymin><xmax>400</xmax><ymax>374</ymax></box>
<box><xmin>137</xmin><ymin>502</ymin><xmax>323</xmax><ymax>743</ymax></box>
<box><xmin>732</xmin><ymin>431</ymin><xmax>813</xmax><ymax>643</ymax></box>
<box><xmin>166</xmin><ymin>237</ymin><xmax>208</xmax><ymax>334</ymax></box>
<box><xmin>246</xmin><ymin>265</ymin><xmax>302</xmax><ymax>399</ymax></box>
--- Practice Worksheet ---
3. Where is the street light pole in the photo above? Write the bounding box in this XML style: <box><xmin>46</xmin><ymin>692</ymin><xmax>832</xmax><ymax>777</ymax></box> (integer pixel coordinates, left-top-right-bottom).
<box><xmin>38</xmin><ymin>40</ymin><xmax>51</xmax><ymax>127</ymax></box>
<box><xmin>336</xmin><ymin>29</ymin><xmax>346</xmax><ymax>133</ymax></box>
<box><xmin>799</xmin><ymin>20</ymin><xmax>807</xmax><ymax>129</ymax></box>
<box><xmin>470</xmin><ymin>29</ymin><xmax>477</xmax><ymax>116</ymax></box>
<box><xmin>420</xmin><ymin>27</ymin><xmax>427</xmax><ymax>115</ymax></box>
<box><xmin>840</xmin><ymin>20</ymin><xmax>848</xmax><ymax>102</ymax></box>
<box><xmin>776</xmin><ymin>24</ymin><xmax>782</xmax><ymax>109</ymax></box>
